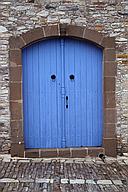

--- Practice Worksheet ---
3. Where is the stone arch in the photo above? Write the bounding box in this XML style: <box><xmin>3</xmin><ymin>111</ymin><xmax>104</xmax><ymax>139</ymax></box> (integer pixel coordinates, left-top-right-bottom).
<box><xmin>9</xmin><ymin>24</ymin><xmax>117</xmax><ymax>157</ymax></box>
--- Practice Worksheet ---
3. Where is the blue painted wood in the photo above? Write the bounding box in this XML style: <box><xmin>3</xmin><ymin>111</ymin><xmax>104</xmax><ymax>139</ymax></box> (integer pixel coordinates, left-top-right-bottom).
<box><xmin>23</xmin><ymin>39</ymin><xmax>62</xmax><ymax>148</ymax></box>
<box><xmin>22</xmin><ymin>38</ymin><xmax>103</xmax><ymax>148</ymax></box>
<box><xmin>60</xmin><ymin>39</ymin><xmax>66</xmax><ymax>147</ymax></box>
<box><xmin>64</xmin><ymin>38</ymin><xmax>103</xmax><ymax>146</ymax></box>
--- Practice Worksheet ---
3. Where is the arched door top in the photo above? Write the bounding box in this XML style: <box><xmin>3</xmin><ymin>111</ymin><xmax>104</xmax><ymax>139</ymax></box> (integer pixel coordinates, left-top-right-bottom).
<box><xmin>9</xmin><ymin>24</ymin><xmax>115</xmax><ymax>50</ymax></box>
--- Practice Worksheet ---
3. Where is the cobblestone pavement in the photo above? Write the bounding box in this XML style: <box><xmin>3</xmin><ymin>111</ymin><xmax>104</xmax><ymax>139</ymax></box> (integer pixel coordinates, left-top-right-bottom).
<box><xmin>0</xmin><ymin>155</ymin><xmax>128</xmax><ymax>192</ymax></box>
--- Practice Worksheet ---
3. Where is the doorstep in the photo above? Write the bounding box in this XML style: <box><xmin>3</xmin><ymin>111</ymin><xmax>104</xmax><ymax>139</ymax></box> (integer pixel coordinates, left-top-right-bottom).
<box><xmin>24</xmin><ymin>147</ymin><xmax>105</xmax><ymax>158</ymax></box>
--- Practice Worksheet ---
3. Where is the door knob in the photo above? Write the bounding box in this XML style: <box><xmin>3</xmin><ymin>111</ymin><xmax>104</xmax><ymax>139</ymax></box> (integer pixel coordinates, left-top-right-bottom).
<box><xmin>69</xmin><ymin>74</ymin><xmax>75</xmax><ymax>80</ymax></box>
<box><xmin>51</xmin><ymin>74</ymin><xmax>56</xmax><ymax>80</ymax></box>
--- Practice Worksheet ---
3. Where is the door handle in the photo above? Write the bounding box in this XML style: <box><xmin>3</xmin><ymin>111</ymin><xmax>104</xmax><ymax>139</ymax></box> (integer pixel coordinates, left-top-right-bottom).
<box><xmin>69</xmin><ymin>74</ymin><xmax>75</xmax><ymax>80</ymax></box>
<box><xmin>51</xmin><ymin>74</ymin><xmax>56</xmax><ymax>80</ymax></box>
<box><xmin>66</xmin><ymin>96</ymin><xmax>68</xmax><ymax>108</ymax></box>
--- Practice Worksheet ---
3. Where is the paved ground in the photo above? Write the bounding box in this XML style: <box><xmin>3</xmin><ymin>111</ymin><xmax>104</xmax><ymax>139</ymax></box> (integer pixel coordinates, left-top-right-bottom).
<box><xmin>0</xmin><ymin>155</ymin><xmax>128</xmax><ymax>192</ymax></box>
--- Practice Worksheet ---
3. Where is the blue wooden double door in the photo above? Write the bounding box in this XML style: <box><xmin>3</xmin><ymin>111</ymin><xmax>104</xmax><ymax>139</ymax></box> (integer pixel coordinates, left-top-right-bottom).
<box><xmin>22</xmin><ymin>38</ymin><xmax>103</xmax><ymax>149</ymax></box>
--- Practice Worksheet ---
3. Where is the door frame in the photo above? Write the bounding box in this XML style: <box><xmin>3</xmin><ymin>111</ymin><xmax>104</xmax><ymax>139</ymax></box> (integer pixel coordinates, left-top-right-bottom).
<box><xmin>9</xmin><ymin>24</ymin><xmax>117</xmax><ymax>157</ymax></box>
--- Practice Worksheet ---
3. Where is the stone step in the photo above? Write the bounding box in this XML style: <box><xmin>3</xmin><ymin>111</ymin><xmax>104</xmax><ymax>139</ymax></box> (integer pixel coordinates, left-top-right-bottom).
<box><xmin>25</xmin><ymin>147</ymin><xmax>105</xmax><ymax>158</ymax></box>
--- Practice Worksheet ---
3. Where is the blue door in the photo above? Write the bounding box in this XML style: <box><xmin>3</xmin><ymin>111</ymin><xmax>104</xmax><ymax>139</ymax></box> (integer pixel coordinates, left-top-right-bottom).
<box><xmin>22</xmin><ymin>38</ymin><xmax>103</xmax><ymax>149</ymax></box>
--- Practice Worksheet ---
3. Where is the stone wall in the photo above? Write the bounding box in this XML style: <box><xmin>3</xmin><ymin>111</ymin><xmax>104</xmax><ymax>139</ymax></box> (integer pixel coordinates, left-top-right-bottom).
<box><xmin>0</xmin><ymin>0</ymin><xmax>128</xmax><ymax>154</ymax></box>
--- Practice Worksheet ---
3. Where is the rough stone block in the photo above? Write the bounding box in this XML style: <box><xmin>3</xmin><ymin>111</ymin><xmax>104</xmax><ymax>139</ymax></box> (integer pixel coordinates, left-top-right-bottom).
<box><xmin>40</xmin><ymin>149</ymin><xmax>57</xmax><ymax>158</ymax></box>
<box><xmin>104</xmin><ymin>77</ymin><xmax>116</xmax><ymax>91</ymax></box>
<box><xmin>97</xmin><ymin>180</ymin><xmax>112</xmax><ymax>185</ymax></box>
<box><xmin>104</xmin><ymin>62</ymin><xmax>117</xmax><ymax>77</ymax></box>
<box><xmin>58</xmin><ymin>148</ymin><xmax>70</xmax><ymax>157</ymax></box>
<box><xmin>104</xmin><ymin>92</ymin><xmax>116</xmax><ymax>108</ymax></box>
<box><xmin>10</xmin><ymin>83</ymin><xmax>21</xmax><ymax>100</ymax></box>
<box><xmin>10</xmin><ymin>66</ymin><xmax>22</xmax><ymax>82</ymax></box>
<box><xmin>10</xmin><ymin>101</ymin><xmax>22</xmax><ymax>120</ymax></box>
<box><xmin>104</xmin><ymin>49</ymin><xmax>116</xmax><ymax>62</ymax></box>
<box><xmin>104</xmin><ymin>123</ymin><xmax>116</xmax><ymax>138</ymax></box>
<box><xmin>104</xmin><ymin>109</ymin><xmax>116</xmax><ymax>124</ymax></box>
<box><xmin>103</xmin><ymin>138</ymin><xmax>117</xmax><ymax>157</ymax></box>
<box><xmin>66</xmin><ymin>25</ymin><xmax>84</xmax><ymax>38</ymax></box>
<box><xmin>22</xmin><ymin>28</ymin><xmax>44</xmax><ymax>45</ymax></box>
<box><xmin>9</xmin><ymin>36</ymin><xmax>25</xmax><ymax>49</ymax></box>
<box><xmin>25</xmin><ymin>149</ymin><xmax>39</xmax><ymax>158</ymax></box>
<box><xmin>11</xmin><ymin>143</ymin><xmax>24</xmax><ymax>157</ymax></box>
<box><xmin>61</xmin><ymin>179</ymin><xmax>69</xmax><ymax>184</ymax></box>
<box><xmin>44</xmin><ymin>25</ymin><xmax>59</xmax><ymax>37</ymax></box>
<box><xmin>86</xmin><ymin>180</ymin><xmax>96</xmax><ymax>184</ymax></box>
<box><xmin>9</xmin><ymin>50</ymin><xmax>22</xmax><ymax>66</ymax></box>
<box><xmin>71</xmin><ymin>148</ymin><xmax>88</xmax><ymax>158</ymax></box>
<box><xmin>112</xmin><ymin>180</ymin><xmax>123</xmax><ymax>185</ymax></box>
<box><xmin>88</xmin><ymin>148</ymin><xmax>104</xmax><ymax>157</ymax></box>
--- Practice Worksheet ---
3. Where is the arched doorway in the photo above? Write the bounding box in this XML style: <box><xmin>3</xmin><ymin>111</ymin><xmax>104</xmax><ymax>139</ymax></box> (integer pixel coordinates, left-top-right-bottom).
<box><xmin>10</xmin><ymin>25</ymin><xmax>116</xmax><ymax>157</ymax></box>
<box><xmin>22</xmin><ymin>37</ymin><xmax>103</xmax><ymax>149</ymax></box>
